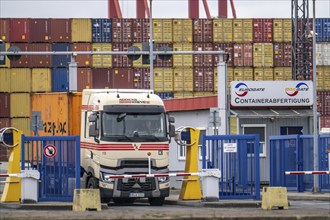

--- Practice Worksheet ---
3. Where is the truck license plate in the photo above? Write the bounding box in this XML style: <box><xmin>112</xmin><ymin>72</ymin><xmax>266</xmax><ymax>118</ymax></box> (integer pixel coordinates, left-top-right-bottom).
<box><xmin>129</xmin><ymin>193</ymin><xmax>144</xmax><ymax>198</ymax></box>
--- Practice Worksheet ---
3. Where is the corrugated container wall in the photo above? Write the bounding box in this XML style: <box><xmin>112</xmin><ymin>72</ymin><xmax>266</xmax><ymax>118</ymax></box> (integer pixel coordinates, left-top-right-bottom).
<box><xmin>92</xmin><ymin>43</ymin><xmax>112</xmax><ymax>68</ymax></box>
<box><xmin>193</xmin><ymin>67</ymin><xmax>214</xmax><ymax>92</ymax></box>
<box><xmin>273</xmin><ymin>19</ymin><xmax>292</xmax><ymax>42</ymax></box>
<box><xmin>133</xmin><ymin>68</ymin><xmax>150</xmax><ymax>89</ymax></box>
<box><xmin>173</xmin><ymin>67</ymin><xmax>193</xmax><ymax>92</ymax></box>
<box><xmin>71</xmin><ymin>18</ymin><xmax>92</xmax><ymax>42</ymax></box>
<box><xmin>253</xmin><ymin>19</ymin><xmax>273</xmax><ymax>42</ymax></box>
<box><xmin>214</xmin><ymin>43</ymin><xmax>234</xmax><ymax>67</ymax></box>
<box><xmin>316</xmin><ymin>43</ymin><xmax>330</xmax><ymax>66</ymax></box>
<box><xmin>10</xmin><ymin>93</ymin><xmax>30</xmax><ymax>117</ymax></box>
<box><xmin>52</xmin><ymin>43</ymin><xmax>71</xmax><ymax>67</ymax></box>
<box><xmin>320</xmin><ymin>116</ymin><xmax>330</xmax><ymax>128</ymax></box>
<box><xmin>173</xmin><ymin>43</ymin><xmax>193</xmax><ymax>67</ymax></box>
<box><xmin>11</xmin><ymin>118</ymin><xmax>30</xmax><ymax>136</ymax></box>
<box><xmin>317</xmin><ymin>91</ymin><xmax>330</xmax><ymax>116</ymax></box>
<box><xmin>233</xmin><ymin>67</ymin><xmax>254</xmax><ymax>81</ymax></box>
<box><xmin>72</xmin><ymin>43</ymin><xmax>92</xmax><ymax>67</ymax></box>
<box><xmin>273</xmin><ymin>67</ymin><xmax>293</xmax><ymax>81</ymax></box>
<box><xmin>52</xmin><ymin>68</ymin><xmax>69</xmax><ymax>92</ymax></box>
<box><xmin>10</xmin><ymin>68</ymin><xmax>31</xmax><ymax>92</ymax></box>
<box><xmin>233</xmin><ymin>19</ymin><xmax>253</xmax><ymax>43</ymax></box>
<box><xmin>10</xmin><ymin>18</ymin><xmax>30</xmax><ymax>42</ymax></box>
<box><xmin>0</xmin><ymin>118</ymin><xmax>10</xmax><ymax>129</ymax></box>
<box><xmin>253</xmin><ymin>43</ymin><xmax>273</xmax><ymax>67</ymax></box>
<box><xmin>92</xmin><ymin>19</ymin><xmax>112</xmax><ymax>42</ymax></box>
<box><xmin>155</xmin><ymin>43</ymin><xmax>173</xmax><ymax>67</ymax></box>
<box><xmin>193</xmin><ymin>19</ymin><xmax>213</xmax><ymax>42</ymax></box>
<box><xmin>0</xmin><ymin>68</ymin><xmax>11</xmax><ymax>92</ymax></box>
<box><xmin>193</xmin><ymin>43</ymin><xmax>214</xmax><ymax>67</ymax></box>
<box><xmin>112</xmin><ymin>43</ymin><xmax>132</xmax><ymax>67</ymax></box>
<box><xmin>132</xmin><ymin>43</ymin><xmax>149</xmax><ymax>67</ymax></box>
<box><xmin>316</xmin><ymin>18</ymin><xmax>330</xmax><ymax>42</ymax></box>
<box><xmin>213</xmin><ymin>19</ymin><xmax>233</xmax><ymax>43</ymax></box>
<box><xmin>29</xmin><ymin>43</ymin><xmax>52</xmax><ymax>67</ymax></box>
<box><xmin>273</xmin><ymin>42</ymin><xmax>292</xmax><ymax>67</ymax></box>
<box><xmin>233</xmin><ymin>43</ymin><xmax>253</xmax><ymax>67</ymax></box>
<box><xmin>1</xmin><ymin>43</ymin><xmax>10</xmax><ymax>68</ymax></box>
<box><xmin>50</xmin><ymin>19</ymin><xmax>71</xmax><ymax>42</ymax></box>
<box><xmin>254</xmin><ymin>68</ymin><xmax>274</xmax><ymax>81</ymax></box>
<box><xmin>112</xmin><ymin>68</ymin><xmax>134</xmax><ymax>89</ymax></box>
<box><xmin>77</xmin><ymin>68</ymin><xmax>93</xmax><ymax>91</ymax></box>
<box><xmin>10</xmin><ymin>43</ymin><xmax>29</xmax><ymax>67</ymax></box>
<box><xmin>173</xmin><ymin>19</ymin><xmax>193</xmax><ymax>42</ymax></box>
<box><xmin>92</xmin><ymin>68</ymin><xmax>112</xmax><ymax>89</ymax></box>
<box><xmin>31</xmin><ymin>68</ymin><xmax>52</xmax><ymax>92</ymax></box>
<box><xmin>0</xmin><ymin>93</ymin><xmax>10</xmax><ymax>117</ymax></box>
<box><xmin>316</xmin><ymin>66</ymin><xmax>330</xmax><ymax>91</ymax></box>
<box><xmin>0</xmin><ymin>18</ymin><xmax>10</xmax><ymax>41</ymax></box>
<box><xmin>112</xmin><ymin>18</ymin><xmax>133</xmax><ymax>43</ymax></box>
<box><xmin>154</xmin><ymin>68</ymin><xmax>173</xmax><ymax>92</ymax></box>
<box><xmin>29</xmin><ymin>19</ymin><xmax>51</xmax><ymax>42</ymax></box>
<box><xmin>132</xmin><ymin>19</ymin><xmax>150</xmax><ymax>43</ymax></box>
<box><xmin>153</xmin><ymin>19</ymin><xmax>173</xmax><ymax>43</ymax></box>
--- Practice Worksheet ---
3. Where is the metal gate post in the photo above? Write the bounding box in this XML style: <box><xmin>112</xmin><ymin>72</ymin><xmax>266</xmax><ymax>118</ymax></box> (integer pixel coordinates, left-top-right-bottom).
<box><xmin>297</xmin><ymin>135</ymin><xmax>304</xmax><ymax>192</ymax></box>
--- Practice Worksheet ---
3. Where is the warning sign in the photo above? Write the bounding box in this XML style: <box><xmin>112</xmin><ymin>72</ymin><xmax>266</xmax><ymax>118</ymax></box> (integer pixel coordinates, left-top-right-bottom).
<box><xmin>223</xmin><ymin>143</ymin><xmax>237</xmax><ymax>153</ymax></box>
<box><xmin>43</xmin><ymin>144</ymin><xmax>57</xmax><ymax>158</ymax></box>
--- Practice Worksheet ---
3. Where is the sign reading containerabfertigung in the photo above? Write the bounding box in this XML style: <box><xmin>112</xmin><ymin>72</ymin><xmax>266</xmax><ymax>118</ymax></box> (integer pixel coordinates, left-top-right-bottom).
<box><xmin>230</xmin><ymin>81</ymin><xmax>313</xmax><ymax>107</ymax></box>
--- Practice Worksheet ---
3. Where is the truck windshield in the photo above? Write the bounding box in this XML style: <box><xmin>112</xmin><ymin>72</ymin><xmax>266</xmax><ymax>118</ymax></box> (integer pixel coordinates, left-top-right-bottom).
<box><xmin>101</xmin><ymin>112</ymin><xmax>168</xmax><ymax>142</ymax></box>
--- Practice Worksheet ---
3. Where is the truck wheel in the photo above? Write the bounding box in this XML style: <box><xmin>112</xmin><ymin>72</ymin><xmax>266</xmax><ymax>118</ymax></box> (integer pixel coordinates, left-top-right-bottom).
<box><xmin>87</xmin><ymin>177</ymin><xmax>99</xmax><ymax>189</ymax></box>
<box><xmin>148</xmin><ymin>197</ymin><xmax>165</xmax><ymax>206</ymax></box>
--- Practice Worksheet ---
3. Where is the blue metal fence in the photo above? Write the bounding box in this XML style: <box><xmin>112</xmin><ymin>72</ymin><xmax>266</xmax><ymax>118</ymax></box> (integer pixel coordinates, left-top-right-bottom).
<box><xmin>21</xmin><ymin>135</ymin><xmax>80</xmax><ymax>202</ymax></box>
<box><xmin>202</xmin><ymin>134</ymin><xmax>260</xmax><ymax>200</ymax></box>
<box><xmin>269</xmin><ymin>134</ymin><xmax>330</xmax><ymax>192</ymax></box>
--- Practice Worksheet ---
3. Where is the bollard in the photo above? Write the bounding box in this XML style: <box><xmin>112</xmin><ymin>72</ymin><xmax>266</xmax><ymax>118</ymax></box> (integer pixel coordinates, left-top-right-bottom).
<box><xmin>201</xmin><ymin>169</ymin><xmax>221</xmax><ymax>201</ymax></box>
<box><xmin>261</xmin><ymin>187</ymin><xmax>288</xmax><ymax>210</ymax></box>
<box><xmin>72</xmin><ymin>189</ymin><xmax>101</xmax><ymax>211</ymax></box>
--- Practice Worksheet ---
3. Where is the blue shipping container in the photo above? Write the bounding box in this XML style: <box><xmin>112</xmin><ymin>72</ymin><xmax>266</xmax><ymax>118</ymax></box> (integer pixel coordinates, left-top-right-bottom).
<box><xmin>92</xmin><ymin>19</ymin><xmax>112</xmax><ymax>42</ymax></box>
<box><xmin>316</xmin><ymin>18</ymin><xmax>330</xmax><ymax>42</ymax></box>
<box><xmin>52</xmin><ymin>68</ymin><xmax>69</xmax><ymax>92</ymax></box>
<box><xmin>52</xmin><ymin>43</ymin><xmax>72</xmax><ymax>67</ymax></box>
<box><xmin>156</xmin><ymin>92</ymin><xmax>174</xmax><ymax>100</ymax></box>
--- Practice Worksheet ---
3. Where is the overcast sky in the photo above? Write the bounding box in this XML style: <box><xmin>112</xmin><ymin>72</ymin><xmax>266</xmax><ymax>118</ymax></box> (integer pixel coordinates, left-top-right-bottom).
<box><xmin>0</xmin><ymin>0</ymin><xmax>329</xmax><ymax>19</ymax></box>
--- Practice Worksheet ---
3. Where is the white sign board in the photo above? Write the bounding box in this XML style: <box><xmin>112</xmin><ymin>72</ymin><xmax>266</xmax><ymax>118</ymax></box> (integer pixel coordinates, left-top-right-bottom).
<box><xmin>223</xmin><ymin>143</ymin><xmax>237</xmax><ymax>153</ymax></box>
<box><xmin>230</xmin><ymin>81</ymin><xmax>313</xmax><ymax>107</ymax></box>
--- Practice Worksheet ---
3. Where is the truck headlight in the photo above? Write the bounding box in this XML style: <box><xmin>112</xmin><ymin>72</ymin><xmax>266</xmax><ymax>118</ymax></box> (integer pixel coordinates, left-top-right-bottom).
<box><xmin>158</xmin><ymin>176</ymin><xmax>168</xmax><ymax>183</ymax></box>
<box><xmin>101</xmin><ymin>172</ymin><xmax>115</xmax><ymax>183</ymax></box>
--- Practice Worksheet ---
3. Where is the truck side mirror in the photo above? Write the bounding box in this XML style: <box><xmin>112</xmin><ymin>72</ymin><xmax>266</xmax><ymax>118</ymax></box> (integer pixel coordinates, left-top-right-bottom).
<box><xmin>88</xmin><ymin>113</ymin><xmax>99</xmax><ymax>141</ymax></box>
<box><xmin>169</xmin><ymin>116</ymin><xmax>175</xmax><ymax>123</ymax></box>
<box><xmin>169</xmin><ymin>124</ymin><xmax>175</xmax><ymax>137</ymax></box>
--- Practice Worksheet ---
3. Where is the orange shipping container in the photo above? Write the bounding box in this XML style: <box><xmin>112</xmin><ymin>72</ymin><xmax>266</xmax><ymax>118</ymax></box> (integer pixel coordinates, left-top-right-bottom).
<box><xmin>31</xmin><ymin>92</ymin><xmax>82</xmax><ymax>136</ymax></box>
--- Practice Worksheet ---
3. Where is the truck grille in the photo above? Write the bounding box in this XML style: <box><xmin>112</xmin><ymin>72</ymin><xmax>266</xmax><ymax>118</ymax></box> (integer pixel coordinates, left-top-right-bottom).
<box><xmin>117</xmin><ymin>178</ymin><xmax>156</xmax><ymax>192</ymax></box>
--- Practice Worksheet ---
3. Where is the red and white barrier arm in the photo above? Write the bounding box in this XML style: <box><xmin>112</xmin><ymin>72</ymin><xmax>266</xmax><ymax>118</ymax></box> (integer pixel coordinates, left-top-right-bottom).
<box><xmin>0</xmin><ymin>171</ymin><xmax>40</xmax><ymax>179</ymax></box>
<box><xmin>105</xmin><ymin>172</ymin><xmax>200</xmax><ymax>180</ymax></box>
<box><xmin>285</xmin><ymin>171</ymin><xmax>330</xmax><ymax>175</ymax></box>
<box><xmin>0</xmin><ymin>173</ymin><xmax>19</xmax><ymax>178</ymax></box>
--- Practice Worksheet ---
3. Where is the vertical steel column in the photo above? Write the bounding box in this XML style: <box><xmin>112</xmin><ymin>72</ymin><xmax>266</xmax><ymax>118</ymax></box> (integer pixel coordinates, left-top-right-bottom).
<box><xmin>108</xmin><ymin>0</ymin><xmax>122</xmax><ymax>19</ymax></box>
<box><xmin>218</xmin><ymin>0</ymin><xmax>228</xmax><ymax>18</ymax></box>
<box><xmin>136</xmin><ymin>0</ymin><xmax>146</xmax><ymax>18</ymax></box>
<box><xmin>189</xmin><ymin>0</ymin><xmax>199</xmax><ymax>19</ymax></box>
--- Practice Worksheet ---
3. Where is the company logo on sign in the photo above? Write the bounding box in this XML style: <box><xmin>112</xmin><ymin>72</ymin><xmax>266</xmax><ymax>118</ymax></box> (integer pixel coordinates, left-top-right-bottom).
<box><xmin>285</xmin><ymin>82</ymin><xmax>309</xmax><ymax>97</ymax></box>
<box><xmin>234</xmin><ymin>82</ymin><xmax>265</xmax><ymax>97</ymax></box>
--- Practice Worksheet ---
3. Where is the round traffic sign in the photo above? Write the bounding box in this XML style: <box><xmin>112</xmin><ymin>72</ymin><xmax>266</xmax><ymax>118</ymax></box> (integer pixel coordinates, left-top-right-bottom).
<box><xmin>43</xmin><ymin>144</ymin><xmax>57</xmax><ymax>158</ymax></box>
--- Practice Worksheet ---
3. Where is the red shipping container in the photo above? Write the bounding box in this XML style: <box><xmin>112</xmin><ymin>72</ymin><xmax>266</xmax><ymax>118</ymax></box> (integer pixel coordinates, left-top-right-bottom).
<box><xmin>0</xmin><ymin>93</ymin><xmax>10</xmax><ymax>118</ymax></box>
<box><xmin>155</xmin><ymin>43</ymin><xmax>173</xmax><ymax>67</ymax></box>
<box><xmin>233</xmin><ymin>43</ymin><xmax>253</xmax><ymax>67</ymax></box>
<box><xmin>50</xmin><ymin>19</ymin><xmax>71</xmax><ymax>42</ymax></box>
<box><xmin>29</xmin><ymin>43</ymin><xmax>52</xmax><ymax>67</ymax></box>
<box><xmin>274</xmin><ymin>43</ymin><xmax>292</xmax><ymax>67</ymax></box>
<box><xmin>10</xmin><ymin>18</ymin><xmax>30</xmax><ymax>42</ymax></box>
<box><xmin>0</xmin><ymin>18</ymin><xmax>10</xmax><ymax>42</ymax></box>
<box><xmin>72</xmin><ymin>43</ymin><xmax>92</xmax><ymax>67</ymax></box>
<box><xmin>317</xmin><ymin>91</ymin><xmax>330</xmax><ymax>116</ymax></box>
<box><xmin>193</xmin><ymin>19</ymin><xmax>213</xmax><ymax>42</ymax></box>
<box><xmin>193</xmin><ymin>67</ymin><xmax>214</xmax><ymax>92</ymax></box>
<box><xmin>10</xmin><ymin>43</ymin><xmax>30</xmax><ymax>67</ymax></box>
<box><xmin>132</xmin><ymin>19</ymin><xmax>150</xmax><ymax>43</ymax></box>
<box><xmin>92</xmin><ymin>68</ymin><xmax>112</xmax><ymax>89</ymax></box>
<box><xmin>112</xmin><ymin>43</ymin><xmax>133</xmax><ymax>67</ymax></box>
<box><xmin>133</xmin><ymin>68</ymin><xmax>150</xmax><ymax>89</ymax></box>
<box><xmin>112</xmin><ymin>19</ymin><xmax>133</xmax><ymax>43</ymax></box>
<box><xmin>77</xmin><ymin>68</ymin><xmax>93</xmax><ymax>91</ymax></box>
<box><xmin>320</xmin><ymin>115</ymin><xmax>330</xmax><ymax>128</ymax></box>
<box><xmin>30</xmin><ymin>19</ymin><xmax>51</xmax><ymax>42</ymax></box>
<box><xmin>112</xmin><ymin>68</ymin><xmax>134</xmax><ymax>89</ymax></box>
<box><xmin>194</xmin><ymin>43</ymin><xmax>214</xmax><ymax>67</ymax></box>
<box><xmin>253</xmin><ymin>19</ymin><xmax>273</xmax><ymax>42</ymax></box>
<box><xmin>214</xmin><ymin>43</ymin><xmax>234</xmax><ymax>67</ymax></box>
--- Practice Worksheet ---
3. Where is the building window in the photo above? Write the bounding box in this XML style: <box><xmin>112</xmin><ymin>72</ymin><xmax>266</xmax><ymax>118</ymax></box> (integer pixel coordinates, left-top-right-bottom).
<box><xmin>242</xmin><ymin>124</ymin><xmax>266</xmax><ymax>157</ymax></box>
<box><xmin>177</xmin><ymin>128</ymin><xmax>208</xmax><ymax>160</ymax></box>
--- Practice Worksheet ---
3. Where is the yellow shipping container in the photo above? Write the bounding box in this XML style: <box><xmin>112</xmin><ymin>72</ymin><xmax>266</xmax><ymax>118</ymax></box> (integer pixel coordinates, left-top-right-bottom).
<box><xmin>283</xmin><ymin>19</ymin><xmax>292</xmax><ymax>42</ymax></box>
<box><xmin>153</xmin><ymin>19</ymin><xmax>163</xmax><ymax>42</ymax></box>
<box><xmin>10</xmin><ymin>93</ymin><xmax>30</xmax><ymax>118</ymax></box>
<box><xmin>0</xmin><ymin>68</ymin><xmax>11</xmax><ymax>92</ymax></box>
<box><xmin>132</xmin><ymin>43</ymin><xmax>149</xmax><ymax>67</ymax></box>
<box><xmin>154</xmin><ymin>68</ymin><xmax>173</xmax><ymax>92</ymax></box>
<box><xmin>162</xmin><ymin>19</ymin><xmax>173</xmax><ymax>42</ymax></box>
<box><xmin>233</xmin><ymin>19</ymin><xmax>252</xmax><ymax>43</ymax></box>
<box><xmin>273</xmin><ymin>19</ymin><xmax>292</xmax><ymax>42</ymax></box>
<box><xmin>11</xmin><ymin>68</ymin><xmax>31</xmax><ymax>92</ymax></box>
<box><xmin>11</xmin><ymin>118</ymin><xmax>31</xmax><ymax>137</ymax></box>
<box><xmin>174</xmin><ymin>92</ymin><xmax>194</xmax><ymax>98</ymax></box>
<box><xmin>253</xmin><ymin>43</ymin><xmax>273</xmax><ymax>67</ymax></box>
<box><xmin>254</xmin><ymin>68</ymin><xmax>274</xmax><ymax>81</ymax></box>
<box><xmin>71</xmin><ymin>18</ymin><xmax>92</xmax><ymax>42</ymax></box>
<box><xmin>153</xmin><ymin>19</ymin><xmax>172</xmax><ymax>43</ymax></box>
<box><xmin>274</xmin><ymin>67</ymin><xmax>293</xmax><ymax>81</ymax></box>
<box><xmin>31</xmin><ymin>92</ymin><xmax>82</xmax><ymax>136</ymax></box>
<box><xmin>173</xmin><ymin>43</ymin><xmax>193</xmax><ymax>67</ymax></box>
<box><xmin>193</xmin><ymin>92</ymin><xmax>215</xmax><ymax>97</ymax></box>
<box><xmin>173</xmin><ymin>19</ymin><xmax>193</xmax><ymax>42</ymax></box>
<box><xmin>213</xmin><ymin>19</ymin><xmax>233</xmax><ymax>42</ymax></box>
<box><xmin>92</xmin><ymin>43</ymin><xmax>112</xmax><ymax>68</ymax></box>
<box><xmin>173</xmin><ymin>67</ymin><xmax>193</xmax><ymax>92</ymax></box>
<box><xmin>316</xmin><ymin>66</ymin><xmax>324</xmax><ymax>90</ymax></box>
<box><xmin>233</xmin><ymin>67</ymin><xmax>253</xmax><ymax>81</ymax></box>
<box><xmin>31</xmin><ymin>68</ymin><xmax>52</xmax><ymax>92</ymax></box>
<box><xmin>214</xmin><ymin>67</ymin><xmax>234</xmax><ymax>92</ymax></box>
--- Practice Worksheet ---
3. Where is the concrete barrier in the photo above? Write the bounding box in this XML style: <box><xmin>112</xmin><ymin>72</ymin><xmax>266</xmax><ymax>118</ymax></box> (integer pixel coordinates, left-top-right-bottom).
<box><xmin>72</xmin><ymin>189</ymin><xmax>101</xmax><ymax>211</ymax></box>
<box><xmin>261</xmin><ymin>187</ymin><xmax>288</xmax><ymax>210</ymax></box>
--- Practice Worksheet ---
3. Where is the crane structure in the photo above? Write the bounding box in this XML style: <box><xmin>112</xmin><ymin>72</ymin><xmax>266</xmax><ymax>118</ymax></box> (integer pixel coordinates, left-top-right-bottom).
<box><xmin>291</xmin><ymin>0</ymin><xmax>312</xmax><ymax>80</ymax></box>
<box><xmin>108</xmin><ymin>0</ymin><xmax>237</xmax><ymax>19</ymax></box>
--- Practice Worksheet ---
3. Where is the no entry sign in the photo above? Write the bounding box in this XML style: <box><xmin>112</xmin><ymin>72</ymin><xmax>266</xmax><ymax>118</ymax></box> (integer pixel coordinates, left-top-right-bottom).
<box><xmin>44</xmin><ymin>144</ymin><xmax>57</xmax><ymax>158</ymax></box>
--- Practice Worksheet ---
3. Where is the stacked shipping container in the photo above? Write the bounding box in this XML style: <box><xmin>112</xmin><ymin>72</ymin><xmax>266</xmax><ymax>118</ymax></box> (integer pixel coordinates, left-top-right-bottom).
<box><xmin>0</xmin><ymin>17</ymin><xmax>329</xmax><ymax>161</ymax></box>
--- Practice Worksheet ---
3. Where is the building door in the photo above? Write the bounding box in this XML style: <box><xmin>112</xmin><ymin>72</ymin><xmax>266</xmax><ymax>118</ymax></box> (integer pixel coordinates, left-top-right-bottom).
<box><xmin>280</xmin><ymin>126</ymin><xmax>303</xmax><ymax>135</ymax></box>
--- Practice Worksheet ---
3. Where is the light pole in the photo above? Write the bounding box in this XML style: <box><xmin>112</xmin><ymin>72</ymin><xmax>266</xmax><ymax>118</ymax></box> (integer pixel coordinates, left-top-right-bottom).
<box><xmin>312</xmin><ymin>0</ymin><xmax>319</xmax><ymax>192</ymax></box>
<box><xmin>149</xmin><ymin>0</ymin><xmax>154</xmax><ymax>90</ymax></box>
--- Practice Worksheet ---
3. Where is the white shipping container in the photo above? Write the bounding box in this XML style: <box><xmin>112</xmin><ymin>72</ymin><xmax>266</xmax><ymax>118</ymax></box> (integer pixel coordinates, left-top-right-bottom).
<box><xmin>316</xmin><ymin>43</ymin><xmax>330</xmax><ymax>66</ymax></box>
